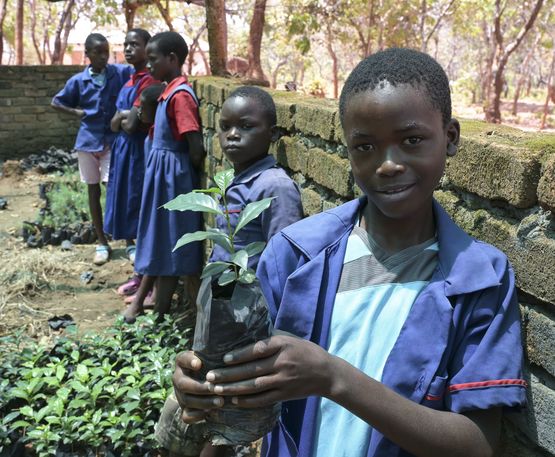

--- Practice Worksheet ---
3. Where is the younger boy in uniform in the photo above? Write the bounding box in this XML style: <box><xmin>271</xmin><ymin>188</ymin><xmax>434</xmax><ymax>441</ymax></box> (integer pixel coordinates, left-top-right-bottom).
<box><xmin>155</xmin><ymin>86</ymin><xmax>303</xmax><ymax>457</ymax></box>
<box><xmin>52</xmin><ymin>33</ymin><xmax>132</xmax><ymax>265</ymax></box>
<box><xmin>172</xmin><ymin>49</ymin><xmax>526</xmax><ymax>457</ymax></box>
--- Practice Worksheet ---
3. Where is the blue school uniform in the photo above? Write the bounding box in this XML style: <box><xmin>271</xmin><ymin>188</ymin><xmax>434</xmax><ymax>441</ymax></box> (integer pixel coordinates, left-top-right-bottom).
<box><xmin>134</xmin><ymin>83</ymin><xmax>202</xmax><ymax>276</ymax></box>
<box><xmin>256</xmin><ymin>197</ymin><xmax>526</xmax><ymax>457</ymax></box>
<box><xmin>104</xmin><ymin>71</ymin><xmax>151</xmax><ymax>240</ymax></box>
<box><xmin>52</xmin><ymin>64</ymin><xmax>133</xmax><ymax>152</ymax></box>
<box><xmin>209</xmin><ymin>155</ymin><xmax>303</xmax><ymax>268</ymax></box>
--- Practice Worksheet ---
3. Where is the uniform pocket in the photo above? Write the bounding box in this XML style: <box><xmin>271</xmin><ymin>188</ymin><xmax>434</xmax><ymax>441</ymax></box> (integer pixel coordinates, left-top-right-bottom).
<box><xmin>422</xmin><ymin>375</ymin><xmax>448</xmax><ymax>409</ymax></box>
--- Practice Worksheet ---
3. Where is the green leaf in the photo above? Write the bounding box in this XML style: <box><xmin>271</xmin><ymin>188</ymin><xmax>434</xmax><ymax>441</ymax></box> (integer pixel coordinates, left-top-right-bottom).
<box><xmin>234</xmin><ymin>197</ymin><xmax>275</xmax><ymax>234</ymax></box>
<box><xmin>201</xmin><ymin>261</ymin><xmax>232</xmax><ymax>279</ymax></box>
<box><xmin>194</xmin><ymin>187</ymin><xmax>221</xmax><ymax>194</ymax></box>
<box><xmin>56</xmin><ymin>365</ymin><xmax>66</xmax><ymax>382</ymax></box>
<box><xmin>214</xmin><ymin>169</ymin><xmax>234</xmax><ymax>193</ymax></box>
<box><xmin>173</xmin><ymin>230</ymin><xmax>233</xmax><ymax>253</ymax></box>
<box><xmin>162</xmin><ymin>192</ymin><xmax>222</xmax><ymax>215</ymax></box>
<box><xmin>238</xmin><ymin>268</ymin><xmax>257</xmax><ymax>284</ymax></box>
<box><xmin>2</xmin><ymin>411</ymin><xmax>20</xmax><ymax>424</ymax></box>
<box><xmin>244</xmin><ymin>241</ymin><xmax>266</xmax><ymax>257</ymax></box>
<box><xmin>218</xmin><ymin>270</ymin><xmax>237</xmax><ymax>286</ymax></box>
<box><xmin>231</xmin><ymin>250</ymin><xmax>248</xmax><ymax>270</ymax></box>
<box><xmin>20</xmin><ymin>406</ymin><xmax>34</xmax><ymax>417</ymax></box>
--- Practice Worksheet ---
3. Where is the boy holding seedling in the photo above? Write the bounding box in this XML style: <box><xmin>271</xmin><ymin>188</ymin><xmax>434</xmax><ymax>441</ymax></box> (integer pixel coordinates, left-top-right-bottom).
<box><xmin>155</xmin><ymin>85</ymin><xmax>303</xmax><ymax>457</ymax></box>
<box><xmin>51</xmin><ymin>33</ymin><xmax>132</xmax><ymax>265</ymax></box>
<box><xmin>172</xmin><ymin>49</ymin><xmax>526</xmax><ymax>457</ymax></box>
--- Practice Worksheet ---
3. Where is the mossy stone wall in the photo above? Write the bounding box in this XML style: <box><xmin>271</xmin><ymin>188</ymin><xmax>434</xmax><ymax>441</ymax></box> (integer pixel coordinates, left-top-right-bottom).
<box><xmin>0</xmin><ymin>66</ymin><xmax>83</xmax><ymax>160</ymax></box>
<box><xmin>193</xmin><ymin>76</ymin><xmax>555</xmax><ymax>457</ymax></box>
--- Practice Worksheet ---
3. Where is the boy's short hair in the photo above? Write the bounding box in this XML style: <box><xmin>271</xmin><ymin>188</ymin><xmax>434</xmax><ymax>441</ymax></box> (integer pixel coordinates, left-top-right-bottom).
<box><xmin>339</xmin><ymin>48</ymin><xmax>452</xmax><ymax>127</ymax></box>
<box><xmin>128</xmin><ymin>28</ymin><xmax>151</xmax><ymax>45</ymax></box>
<box><xmin>140</xmin><ymin>84</ymin><xmax>165</xmax><ymax>105</ymax></box>
<box><xmin>228</xmin><ymin>86</ymin><xmax>277</xmax><ymax>126</ymax></box>
<box><xmin>149</xmin><ymin>32</ymin><xmax>188</xmax><ymax>66</ymax></box>
<box><xmin>84</xmin><ymin>33</ymin><xmax>108</xmax><ymax>51</ymax></box>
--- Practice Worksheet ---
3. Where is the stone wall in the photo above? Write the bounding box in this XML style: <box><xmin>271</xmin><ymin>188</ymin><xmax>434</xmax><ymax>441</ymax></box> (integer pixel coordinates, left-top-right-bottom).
<box><xmin>193</xmin><ymin>76</ymin><xmax>555</xmax><ymax>457</ymax></box>
<box><xmin>0</xmin><ymin>66</ymin><xmax>83</xmax><ymax>160</ymax></box>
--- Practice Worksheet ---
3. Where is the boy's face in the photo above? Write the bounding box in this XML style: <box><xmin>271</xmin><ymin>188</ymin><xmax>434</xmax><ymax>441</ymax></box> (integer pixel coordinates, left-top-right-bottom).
<box><xmin>85</xmin><ymin>40</ymin><xmax>109</xmax><ymax>72</ymax></box>
<box><xmin>146</xmin><ymin>42</ymin><xmax>176</xmax><ymax>82</ymax></box>
<box><xmin>124</xmin><ymin>31</ymin><xmax>147</xmax><ymax>66</ymax></box>
<box><xmin>218</xmin><ymin>96</ymin><xmax>276</xmax><ymax>173</ymax></box>
<box><xmin>343</xmin><ymin>82</ymin><xmax>459</xmax><ymax>224</ymax></box>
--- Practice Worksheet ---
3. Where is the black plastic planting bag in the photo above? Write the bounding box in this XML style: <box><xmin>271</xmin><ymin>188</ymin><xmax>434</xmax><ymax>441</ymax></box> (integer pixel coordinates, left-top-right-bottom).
<box><xmin>192</xmin><ymin>276</ymin><xmax>281</xmax><ymax>445</ymax></box>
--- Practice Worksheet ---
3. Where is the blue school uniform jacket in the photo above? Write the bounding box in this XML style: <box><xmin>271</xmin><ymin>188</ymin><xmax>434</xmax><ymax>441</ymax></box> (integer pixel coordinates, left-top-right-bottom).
<box><xmin>256</xmin><ymin>197</ymin><xmax>526</xmax><ymax>457</ymax></box>
<box><xmin>52</xmin><ymin>64</ymin><xmax>133</xmax><ymax>152</ymax></box>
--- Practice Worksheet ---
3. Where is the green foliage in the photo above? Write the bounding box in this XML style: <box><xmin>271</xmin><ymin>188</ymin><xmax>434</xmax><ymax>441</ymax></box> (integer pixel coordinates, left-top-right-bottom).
<box><xmin>0</xmin><ymin>315</ymin><xmax>190</xmax><ymax>456</ymax></box>
<box><xmin>162</xmin><ymin>169</ymin><xmax>274</xmax><ymax>286</ymax></box>
<box><xmin>37</xmin><ymin>170</ymin><xmax>101</xmax><ymax>229</ymax></box>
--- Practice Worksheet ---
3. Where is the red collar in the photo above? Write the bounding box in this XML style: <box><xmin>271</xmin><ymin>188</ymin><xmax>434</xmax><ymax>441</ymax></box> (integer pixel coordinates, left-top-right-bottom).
<box><xmin>159</xmin><ymin>75</ymin><xmax>189</xmax><ymax>101</ymax></box>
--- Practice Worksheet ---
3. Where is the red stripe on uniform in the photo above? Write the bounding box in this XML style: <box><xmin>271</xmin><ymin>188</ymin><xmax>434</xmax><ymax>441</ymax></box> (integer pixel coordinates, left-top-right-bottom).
<box><xmin>425</xmin><ymin>394</ymin><xmax>442</xmax><ymax>401</ymax></box>
<box><xmin>449</xmin><ymin>379</ymin><xmax>527</xmax><ymax>392</ymax></box>
<box><xmin>226</xmin><ymin>209</ymin><xmax>242</xmax><ymax>213</ymax></box>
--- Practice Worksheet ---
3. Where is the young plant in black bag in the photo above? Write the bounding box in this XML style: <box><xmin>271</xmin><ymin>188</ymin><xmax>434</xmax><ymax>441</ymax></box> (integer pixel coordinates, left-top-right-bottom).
<box><xmin>162</xmin><ymin>168</ymin><xmax>281</xmax><ymax>445</ymax></box>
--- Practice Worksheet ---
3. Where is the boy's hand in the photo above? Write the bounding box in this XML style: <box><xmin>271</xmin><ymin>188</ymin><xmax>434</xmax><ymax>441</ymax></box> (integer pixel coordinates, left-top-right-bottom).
<box><xmin>173</xmin><ymin>351</ymin><xmax>224</xmax><ymax>424</ymax></box>
<box><xmin>204</xmin><ymin>334</ymin><xmax>333</xmax><ymax>408</ymax></box>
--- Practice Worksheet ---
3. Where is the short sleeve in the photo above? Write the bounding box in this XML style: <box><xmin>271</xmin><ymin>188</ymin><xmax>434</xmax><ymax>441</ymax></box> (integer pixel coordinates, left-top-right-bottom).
<box><xmin>167</xmin><ymin>90</ymin><xmax>201</xmax><ymax>140</ymax></box>
<box><xmin>445</xmin><ymin>262</ymin><xmax>527</xmax><ymax>413</ymax></box>
<box><xmin>52</xmin><ymin>75</ymin><xmax>80</xmax><ymax>108</ymax></box>
<box><xmin>258</xmin><ymin>175</ymin><xmax>303</xmax><ymax>241</ymax></box>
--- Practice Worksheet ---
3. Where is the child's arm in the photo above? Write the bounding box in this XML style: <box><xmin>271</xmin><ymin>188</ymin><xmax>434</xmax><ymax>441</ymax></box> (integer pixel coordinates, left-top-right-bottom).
<box><xmin>110</xmin><ymin>110</ymin><xmax>130</xmax><ymax>132</ymax></box>
<box><xmin>51</xmin><ymin>75</ymin><xmax>84</xmax><ymax>119</ymax></box>
<box><xmin>185</xmin><ymin>131</ymin><xmax>206</xmax><ymax>170</ymax></box>
<box><xmin>174</xmin><ymin>337</ymin><xmax>499</xmax><ymax>457</ymax></box>
<box><xmin>51</xmin><ymin>103</ymin><xmax>84</xmax><ymax>119</ymax></box>
<box><xmin>120</xmin><ymin>107</ymin><xmax>141</xmax><ymax>134</ymax></box>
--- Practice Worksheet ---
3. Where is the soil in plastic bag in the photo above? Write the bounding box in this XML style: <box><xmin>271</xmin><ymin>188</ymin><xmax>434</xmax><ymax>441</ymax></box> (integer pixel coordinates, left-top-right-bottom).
<box><xmin>192</xmin><ymin>276</ymin><xmax>281</xmax><ymax>446</ymax></box>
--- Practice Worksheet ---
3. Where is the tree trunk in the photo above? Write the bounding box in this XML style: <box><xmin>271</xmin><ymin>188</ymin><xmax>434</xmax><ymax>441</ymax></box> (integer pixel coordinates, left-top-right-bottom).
<box><xmin>30</xmin><ymin>0</ymin><xmax>45</xmax><ymax>64</ymax></box>
<box><xmin>15</xmin><ymin>0</ymin><xmax>24</xmax><ymax>64</ymax></box>
<box><xmin>540</xmin><ymin>49</ymin><xmax>555</xmax><ymax>130</ymax></box>
<box><xmin>484</xmin><ymin>0</ymin><xmax>544</xmax><ymax>123</ymax></box>
<box><xmin>123</xmin><ymin>0</ymin><xmax>138</xmax><ymax>31</ymax></box>
<box><xmin>246</xmin><ymin>0</ymin><xmax>268</xmax><ymax>82</ymax></box>
<box><xmin>51</xmin><ymin>0</ymin><xmax>75</xmax><ymax>64</ymax></box>
<box><xmin>205</xmin><ymin>0</ymin><xmax>228</xmax><ymax>76</ymax></box>
<box><xmin>0</xmin><ymin>0</ymin><xmax>8</xmax><ymax>64</ymax></box>
<box><xmin>325</xmin><ymin>25</ymin><xmax>338</xmax><ymax>98</ymax></box>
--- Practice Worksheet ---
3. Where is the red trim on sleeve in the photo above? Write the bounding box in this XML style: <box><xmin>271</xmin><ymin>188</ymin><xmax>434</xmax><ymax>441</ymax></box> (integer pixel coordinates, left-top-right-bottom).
<box><xmin>449</xmin><ymin>379</ymin><xmax>527</xmax><ymax>392</ymax></box>
<box><xmin>425</xmin><ymin>394</ymin><xmax>442</xmax><ymax>401</ymax></box>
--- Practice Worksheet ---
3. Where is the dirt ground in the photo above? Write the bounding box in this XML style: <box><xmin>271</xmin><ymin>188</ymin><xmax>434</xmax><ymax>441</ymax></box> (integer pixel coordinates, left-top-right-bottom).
<box><xmin>0</xmin><ymin>170</ymin><xmax>135</xmax><ymax>339</ymax></box>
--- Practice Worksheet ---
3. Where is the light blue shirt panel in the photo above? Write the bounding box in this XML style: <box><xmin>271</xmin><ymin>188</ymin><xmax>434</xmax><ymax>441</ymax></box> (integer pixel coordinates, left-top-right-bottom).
<box><xmin>313</xmin><ymin>280</ymin><xmax>431</xmax><ymax>456</ymax></box>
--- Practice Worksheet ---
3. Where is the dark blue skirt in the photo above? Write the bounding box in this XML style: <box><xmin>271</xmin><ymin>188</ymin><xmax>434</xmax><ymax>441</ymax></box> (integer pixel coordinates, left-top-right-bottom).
<box><xmin>134</xmin><ymin>147</ymin><xmax>202</xmax><ymax>276</ymax></box>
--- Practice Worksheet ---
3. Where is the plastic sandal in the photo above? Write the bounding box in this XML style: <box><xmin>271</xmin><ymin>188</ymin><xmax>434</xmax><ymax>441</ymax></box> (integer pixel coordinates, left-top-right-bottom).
<box><xmin>117</xmin><ymin>276</ymin><xmax>141</xmax><ymax>296</ymax></box>
<box><xmin>93</xmin><ymin>245</ymin><xmax>111</xmax><ymax>265</ymax></box>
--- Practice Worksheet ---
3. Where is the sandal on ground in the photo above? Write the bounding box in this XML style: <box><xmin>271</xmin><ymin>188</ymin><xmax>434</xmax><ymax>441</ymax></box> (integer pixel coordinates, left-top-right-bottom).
<box><xmin>117</xmin><ymin>275</ymin><xmax>141</xmax><ymax>296</ymax></box>
<box><xmin>125</xmin><ymin>245</ymin><xmax>136</xmax><ymax>264</ymax></box>
<box><xmin>93</xmin><ymin>245</ymin><xmax>111</xmax><ymax>265</ymax></box>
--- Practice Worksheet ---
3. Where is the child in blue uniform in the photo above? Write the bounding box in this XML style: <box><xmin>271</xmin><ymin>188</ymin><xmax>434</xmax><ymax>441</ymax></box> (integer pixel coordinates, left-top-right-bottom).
<box><xmin>155</xmin><ymin>86</ymin><xmax>304</xmax><ymax>457</ymax></box>
<box><xmin>172</xmin><ymin>49</ymin><xmax>526</xmax><ymax>457</ymax></box>
<box><xmin>104</xmin><ymin>28</ymin><xmax>157</xmax><ymax>264</ymax></box>
<box><xmin>124</xmin><ymin>32</ymin><xmax>205</xmax><ymax>324</ymax></box>
<box><xmin>52</xmin><ymin>33</ymin><xmax>132</xmax><ymax>265</ymax></box>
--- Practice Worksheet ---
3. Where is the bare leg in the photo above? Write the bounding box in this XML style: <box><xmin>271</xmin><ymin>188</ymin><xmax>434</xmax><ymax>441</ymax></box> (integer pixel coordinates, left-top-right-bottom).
<box><xmin>155</xmin><ymin>276</ymin><xmax>179</xmax><ymax>318</ymax></box>
<box><xmin>88</xmin><ymin>183</ymin><xmax>108</xmax><ymax>246</ymax></box>
<box><xmin>123</xmin><ymin>274</ymin><xmax>156</xmax><ymax>323</ymax></box>
<box><xmin>185</xmin><ymin>274</ymin><xmax>201</xmax><ymax>307</ymax></box>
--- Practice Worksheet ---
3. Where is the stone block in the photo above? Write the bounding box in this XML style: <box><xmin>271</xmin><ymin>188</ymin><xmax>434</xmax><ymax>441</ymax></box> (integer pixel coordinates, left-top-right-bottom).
<box><xmin>508</xmin><ymin>374</ymin><xmax>555</xmax><ymax>455</ymax></box>
<box><xmin>212</xmin><ymin>132</ymin><xmax>223</xmax><ymax>160</ymax></box>
<box><xmin>199</xmin><ymin>103</ymin><xmax>217</xmax><ymax>129</ymax></box>
<box><xmin>523</xmin><ymin>307</ymin><xmax>555</xmax><ymax>378</ymax></box>
<box><xmin>537</xmin><ymin>155</ymin><xmax>555</xmax><ymax>211</ymax></box>
<box><xmin>306</xmin><ymin>147</ymin><xmax>352</xmax><ymax>198</ymax></box>
<box><xmin>435</xmin><ymin>190</ymin><xmax>555</xmax><ymax>305</ymax></box>
<box><xmin>446</xmin><ymin>138</ymin><xmax>541</xmax><ymax>208</ymax></box>
<box><xmin>206</xmin><ymin>81</ymin><xmax>226</xmax><ymax>106</ymax></box>
<box><xmin>294</xmin><ymin>99</ymin><xmax>337</xmax><ymax>141</ymax></box>
<box><xmin>301</xmin><ymin>187</ymin><xmax>322</xmax><ymax>216</ymax></box>
<box><xmin>275</xmin><ymin>136</ymin><xmax>308</xmax><ymax>174</ymax></box>
<box><xmin>272</xmin><ymin>93</ymin><xmax>296</xmax><ymax>130</ymax></box>
<box><xmin>333</xmin><ymin>111</ymin><xmax>346</xmax><ymax>146</ymax></box>
<box><xmin>13</xmin><ymin>114</ymin><xmax>38</xmax><ymax>123</ymax></box>
<box><xmin>499</xmin><ymin>419</ymin><xmax>549</xmax><ymax>457</ymax></box>
<box><xmin>322</xmin><ymin>200</ymin><xmax>341</xmax><ymax>211</ymax></box>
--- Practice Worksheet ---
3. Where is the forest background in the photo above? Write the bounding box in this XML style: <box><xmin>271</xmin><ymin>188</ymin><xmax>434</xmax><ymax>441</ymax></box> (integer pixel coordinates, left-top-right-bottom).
<box><xmin>0</xmin><ymin>0</ymin><xmax>554</xmax><ymax>129</ymax></box>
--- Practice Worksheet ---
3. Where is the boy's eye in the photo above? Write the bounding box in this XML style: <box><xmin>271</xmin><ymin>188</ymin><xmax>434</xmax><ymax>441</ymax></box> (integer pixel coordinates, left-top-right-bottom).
<box><xmin>354</xmin><ymin>144</ymin><xmax>374</xmax><ymax>153</ymax></box>
<box><xmin>241</xmin><ymin>124</ymin><xmax>253</xmax><ymax>129</ymax></box>
<box><xmin>404</xmin><ymin>136</ymin><xmax>422</xmax><ymax>145</ymax></box>
<box><xmin>219</xmin><ymin>123</ymin><xmax>229</xmax><ymax>131</ymax></box>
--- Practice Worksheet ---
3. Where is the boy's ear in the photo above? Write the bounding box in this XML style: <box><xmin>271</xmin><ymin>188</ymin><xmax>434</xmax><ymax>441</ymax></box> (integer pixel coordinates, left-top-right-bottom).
<box><xmin>446</xmin><ymin>118</ymin><xmax>460</xmax><ymax>157</ymax></box>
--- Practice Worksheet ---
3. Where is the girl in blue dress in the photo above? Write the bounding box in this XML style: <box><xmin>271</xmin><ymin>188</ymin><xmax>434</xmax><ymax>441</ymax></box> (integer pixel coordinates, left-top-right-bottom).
<box><xmin>104</xmin><ymin>28</ymin><xmax>156</xmax><ymax>266</ymax></box>
<box><xmin>123</xmin><ymin>32</ymin><xmax>205</xmax><ymax>324</ymax></box>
